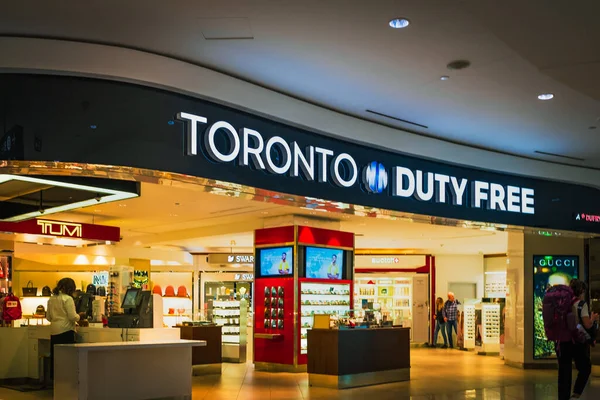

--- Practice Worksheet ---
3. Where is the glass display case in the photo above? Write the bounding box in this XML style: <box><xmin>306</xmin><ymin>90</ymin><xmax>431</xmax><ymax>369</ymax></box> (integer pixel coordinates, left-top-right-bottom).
<box><xmin>162</xmin><ymin>296</ymin><xmax>193</xmax><ymax>327</ymax></box>
<box><xmin>210</xmin><ymin>299</ymin><xmax>248</xmax><ymax>362</ymax></box>
<box><xmin>354</xmin><ymin>277</ymin><xmax>412</xmax><ymax>327</ymax></box>
<box><xmin>204</xmin><ymin>280</ymin><xmax>252</xmax><ymax>316</ymax></box>
<box><xmin>299</xmin><ymin>281</ymin><xmax>351</xmax><ymax>355</ymax></box>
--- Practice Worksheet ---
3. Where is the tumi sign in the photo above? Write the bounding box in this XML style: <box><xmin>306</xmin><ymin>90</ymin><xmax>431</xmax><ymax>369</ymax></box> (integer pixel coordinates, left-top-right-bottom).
<box><xmin>37</xmin><ymin>220</ymin><xmax>82</xmax><ymax>238</ymax></box>
<box><xmin>0</xmin><ymin>218</ymin><xmax>120</xmax><ymax>242</ymax></box>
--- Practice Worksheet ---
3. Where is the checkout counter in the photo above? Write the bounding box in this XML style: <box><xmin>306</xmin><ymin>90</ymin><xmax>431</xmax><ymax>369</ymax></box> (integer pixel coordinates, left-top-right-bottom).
<box><xmin>307</xmin><ymin>327</ymin><xmax>411</xmax><ymax>389</ymax></box>
<box><xmin>0</xmin><ymin>288</ymin><xmax>179</xmax><ymax>382</ymax></box>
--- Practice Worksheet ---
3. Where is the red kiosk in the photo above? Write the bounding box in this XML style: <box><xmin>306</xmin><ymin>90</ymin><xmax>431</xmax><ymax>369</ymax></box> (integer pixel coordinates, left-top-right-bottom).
<box><xmin>253</xmin><ymin>225</ymin><xmax>354</xmax><ymax>371</ymax></box>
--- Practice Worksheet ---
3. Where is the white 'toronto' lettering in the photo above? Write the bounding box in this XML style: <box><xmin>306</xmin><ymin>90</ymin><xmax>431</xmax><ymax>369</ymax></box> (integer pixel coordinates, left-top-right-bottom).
<box><xmin>315</xmin><ymin>147</ymin><xmax>334</xmax><ymax>183</ymax></box>
<box><xmin>265</xmin><ymin>136</ymin><xmax>291</xmax><ymax>174</ymax></box>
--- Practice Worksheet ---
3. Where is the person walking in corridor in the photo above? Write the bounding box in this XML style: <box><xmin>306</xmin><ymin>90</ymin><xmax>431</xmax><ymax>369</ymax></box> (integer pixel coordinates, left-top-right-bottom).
<box><xmin>444</xmin><ymin>292</ymin><xmax>461</xmax><ymax>348</ymax></box>
<box><xmin>433</xmin><ymin>297</ymin><xmax>448</xmax><ymax>348</ymax></box>
<box><xmin>555</xmin><ymin>279</ymin><xmax>598</xmax><ymax>400</ymax></box>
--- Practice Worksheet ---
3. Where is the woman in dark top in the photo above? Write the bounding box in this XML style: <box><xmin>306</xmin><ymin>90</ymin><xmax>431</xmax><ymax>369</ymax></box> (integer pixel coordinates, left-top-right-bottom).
<box><xmin>433</xmin><ymin>297</ymin><xmax>448</xmax><ymax>348</ymax></box>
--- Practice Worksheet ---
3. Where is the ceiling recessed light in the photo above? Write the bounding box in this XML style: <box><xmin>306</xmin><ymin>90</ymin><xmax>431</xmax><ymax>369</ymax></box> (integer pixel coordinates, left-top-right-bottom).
<box><xmin>537</xmin><ymin>93</ymin><xmax>554</xmax><ymax>100</ymax></box>
<box><xmin>389</xmin><ymin>18</ymin><xmax>410</xmax><ymax>29</ymax></box>
<box><xmin>440</xmin><ymin>75</ymin><xmax>450</xmax><ymax>81</ymax></box>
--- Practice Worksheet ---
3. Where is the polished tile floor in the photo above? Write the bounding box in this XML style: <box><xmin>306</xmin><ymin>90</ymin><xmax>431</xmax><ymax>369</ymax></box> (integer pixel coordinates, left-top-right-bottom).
<box><xmin>1</xmin><ymin>349</ymin><xmax>599</xmax><ymax>399</ymax></box>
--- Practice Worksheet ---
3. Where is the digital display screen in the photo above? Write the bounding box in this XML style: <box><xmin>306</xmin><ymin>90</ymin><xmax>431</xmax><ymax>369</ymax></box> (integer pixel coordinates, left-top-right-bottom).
<box><xmin>259</xmin><ymin>247</ymin><xmax>293</xmax><ymax>276</ymax></box>
<box><xmin>305</xmin><ymin>247</ymin><xmax>344</xmax><ymax>280</ymax></box>
<box><xmin>122</xmin><ymin>288</ymin><xmax>140</xmax><ymax>309</ymax></box>
<box><xmin>533</xmin><ymin>255</ymin><xmax>578</xmax><ymax>359</ymax></box>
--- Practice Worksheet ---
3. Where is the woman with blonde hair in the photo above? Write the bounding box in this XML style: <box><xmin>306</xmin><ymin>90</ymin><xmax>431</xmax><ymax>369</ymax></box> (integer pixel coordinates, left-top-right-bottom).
<box><xmin>433</xmin><ymin>297</ymin><xmax>448</xmax><ymax>348</ymax></box>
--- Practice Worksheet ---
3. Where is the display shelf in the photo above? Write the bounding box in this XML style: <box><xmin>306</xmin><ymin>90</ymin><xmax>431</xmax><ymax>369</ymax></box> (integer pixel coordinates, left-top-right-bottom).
<box><xmin>299</xmin><ymin>281</ymin><xmax>351</xmax><ymax>355</ymax></box>
<box><xmin>482</xmin><ymin>304</ymin><xmax>500</xmax><ymax>343</ymax></box>
<box><xmin>463</xmin><ymin>303</ymin><xmax>476</xmax><ymax>350</ymax></box>
<box><xmin>210</xmin><ymin>299</ymin><xmax>248</xmax><ymax>362</ymax></box>
<box><xmin>354</xmin><ymin>277</ymin><xmax>413</xmax><ymax>328</ymax></box>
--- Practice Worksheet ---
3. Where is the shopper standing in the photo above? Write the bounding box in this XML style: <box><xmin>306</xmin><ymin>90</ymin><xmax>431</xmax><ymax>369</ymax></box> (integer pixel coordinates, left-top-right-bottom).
<box><xmin>555</xmin><ymin>279</ymin><xmax>598</xmax><ymax>400</ymax></box>
<box><xmin>444</xmin><ymin>292</ymin><xmax>461</xmax><ymax>348</ymax></box>
<box><xmin>433</xmin><ymin>297</ymin><xmax>448</xmax><ymax>348</ymax></box>
<box><xmin>46</xmin><ymin>278</ymin><xmax>85</xmax><ymax>380</ymax></box>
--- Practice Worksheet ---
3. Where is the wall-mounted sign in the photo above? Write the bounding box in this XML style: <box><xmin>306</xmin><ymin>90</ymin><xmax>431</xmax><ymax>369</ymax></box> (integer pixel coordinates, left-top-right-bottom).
<box><xmin>575</xmin><ymin>213</ymin><xmax>600</xmax><ymax>223</ymax></box>
<box><xmin>208</xmin><ymin>254</ymin><xmax>255</xmax><ymax>264</ymax></box>
<box><xmin>92</xmin><ymin>271</ymin><xmax>109</xmax><ymax>287</ymax></box>
<box><xmin>533</xmin><ymin>255</ymin><xmax>578</xmax><ymax>269</ymax></box>
<box><xmin>234</xmin><ymin>273</ymin><xmax>254</xmax><ymax>281</ymax></box>
<box><xmin>0</xmin><ymin>218</ymin><xmax>120</xmax><ymax>242</ymax></box>
<box><xmin>37</xmin><ymin>220</ymin><xmax>82</xmax><ymax>238</ymax></box>
<box><xmin>178</xmin><ymin>113</ymin><xmax>535</xmax><ymax>215</ymax></box>
<box><xmin>371</xmin><ymin>257</ymin><xmax>400</xmax><ymax>264</ymax></box>
<box><xmin>7</xmin><ymin>75</ymin><xmax>600</xmax><ymax>234</ymax></box>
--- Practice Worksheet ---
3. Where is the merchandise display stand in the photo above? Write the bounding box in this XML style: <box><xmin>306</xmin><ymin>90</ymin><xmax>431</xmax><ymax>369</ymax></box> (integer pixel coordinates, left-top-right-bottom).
<box><xmin>462</xmin><ymin>300</ymin><xmax>477</xmax><ymax>351</ymax></box>
<box><xmin>253</xmin><ymin>225</ymin><xmax>354</xmax><ymax>372</ymax></box>
<box><xmin>210</xmin><ymin>298</ymin><xmax>247</xmax><ymax>362</ymax></box>
<box><xmin>479</xmin><ymin>303</ymin><xmax>501</xmax><ymax>356</ymax></box>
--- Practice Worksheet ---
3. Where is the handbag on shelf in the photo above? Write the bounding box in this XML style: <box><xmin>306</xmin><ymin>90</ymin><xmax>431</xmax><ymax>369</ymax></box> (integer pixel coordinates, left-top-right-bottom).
<box><xmin>22</xmin><ymin>281</ymin><xmax>38</xmax><ymax>297</ymax></box>
<box><xmin>41</xmin><ymin>286</ymin><xmax>52</xmax><ymax>297</ymax></box>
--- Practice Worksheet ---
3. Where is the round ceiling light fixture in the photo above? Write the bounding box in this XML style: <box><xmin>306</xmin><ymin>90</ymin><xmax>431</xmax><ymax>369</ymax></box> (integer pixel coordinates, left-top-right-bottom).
<box><xmin>440</xmin><ymin>75</ymin><xmax>450</xmax><ymax>81</ymax></box>
<box><xmin>389</xmin><ymin>18</ymin><xmax>410</xmax><ymax>29</ymax></box>
<box><xmin>537</xmin><ymin>93</ymin><xmax>554</xmax><ymax>100</ymax></box>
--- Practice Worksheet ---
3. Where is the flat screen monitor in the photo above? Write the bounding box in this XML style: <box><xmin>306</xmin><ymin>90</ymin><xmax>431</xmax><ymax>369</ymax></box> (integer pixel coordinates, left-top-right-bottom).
<box><xmin>121</xmin><ymin>288</ymin><xmax>141</xmax><ymax>310</ymax></box>
<box><xmin>305</xmin><ymin>247</ymin><xmax>345</xmax><ymax>280</ymax></box>
<box><xmin>259</xmin><ymin>247</ymin><xmax>293</xmax><ymax>277</ymax></box>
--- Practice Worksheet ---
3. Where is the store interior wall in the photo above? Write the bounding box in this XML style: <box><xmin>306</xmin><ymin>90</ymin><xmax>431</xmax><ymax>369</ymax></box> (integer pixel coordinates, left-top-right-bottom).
<box><xmin>504</xmin><ymin>231</ymin><xmax>525</xmax><ymax>367</ymax></box>
<box><xmin>434</xmin><ymin>254</ymin><xmax>484</xmax><ymax>301</ymax></box>
<box><xmin>484</xmin><ymin>256</ymin><xmax>508</xmax><ymax>273</ymax></box>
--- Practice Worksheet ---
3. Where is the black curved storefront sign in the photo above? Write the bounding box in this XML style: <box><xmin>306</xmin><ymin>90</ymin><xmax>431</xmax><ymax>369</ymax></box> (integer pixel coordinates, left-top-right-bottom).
<box><xmin>1</xmin><ymin>74</ymin><xmax>599</xmax><ymax>233</ymax></box>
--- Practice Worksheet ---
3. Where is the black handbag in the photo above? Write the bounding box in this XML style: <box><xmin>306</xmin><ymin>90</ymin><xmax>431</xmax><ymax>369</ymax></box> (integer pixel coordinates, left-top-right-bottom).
<box><xmin>22</xmin><ymin>281</ymin><xmax>37</xmax><ymax>297</ymax></box>
<box><xmin>41</xmin><ymin>286</ymin><xmax>52</xmax><ymax>297</ymax></box>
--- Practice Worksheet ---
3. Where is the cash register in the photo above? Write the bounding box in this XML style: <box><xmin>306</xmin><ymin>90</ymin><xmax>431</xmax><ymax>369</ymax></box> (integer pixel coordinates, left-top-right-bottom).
<box><xmin>107</xmin><ymin>288</ymin><xmax>162</xmax><ymax>328</ymax></box>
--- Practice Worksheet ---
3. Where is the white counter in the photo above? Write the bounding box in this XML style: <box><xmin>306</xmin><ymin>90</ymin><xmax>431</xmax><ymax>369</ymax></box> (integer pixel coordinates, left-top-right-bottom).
<box><xmin>0</xmin><ymin>326</ymin><xmax>181</xmax><ymax>380</ymax></box>
<box><xmin>55</xmin><ymin>340</ymin><xmax>206</xmax><ymax>400</ymax></box>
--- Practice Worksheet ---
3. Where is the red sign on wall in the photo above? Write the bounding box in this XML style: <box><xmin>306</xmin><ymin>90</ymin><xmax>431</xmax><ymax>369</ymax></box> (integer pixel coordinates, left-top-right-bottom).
<box><xmin>0</xmin><ymin>219</ymin><xmax>120</xmax><ymax>242</ymax></box>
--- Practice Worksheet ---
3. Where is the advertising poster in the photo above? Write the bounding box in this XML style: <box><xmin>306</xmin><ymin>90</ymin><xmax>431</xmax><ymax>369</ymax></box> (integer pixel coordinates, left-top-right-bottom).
<box><xmin>305</xmin><ymin>247</ymin><xmax>344</xmax><ymax>280</ymax></box>
<box><xmin>0</xmin><ymin>256</ymin><xmax>12</xmax><ymax>294</ymax></box>
<box><xmin>260</xmin><ymin>247</ymin><xmax>293</xmax><ymax>276</ymax></box>
<box><xmin>533</xmin><ymin>255</ymin><xmax>579</xmax><ymax>359</ymax></box>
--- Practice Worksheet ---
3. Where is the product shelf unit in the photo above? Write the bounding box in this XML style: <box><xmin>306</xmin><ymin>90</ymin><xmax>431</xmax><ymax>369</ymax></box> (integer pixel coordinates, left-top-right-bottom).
<box><xmin>353</xmin><ymin>277</ymin><xmax>413</xmax><ymax>327</ymax></box>
<box><xmin>210</xmin><ymin>299</ymin><xmax>247</xmax><ymax>362</ymax></box>
<box><xmin>299</xmin><ymin>281</ymin><xmax>351</xmax><ymax>355</ymax></box>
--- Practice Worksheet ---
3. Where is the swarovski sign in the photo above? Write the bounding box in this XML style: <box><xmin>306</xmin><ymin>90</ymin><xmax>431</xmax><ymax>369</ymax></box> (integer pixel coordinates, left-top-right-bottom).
<box><xmin>177</xmin><ymin>112</ymin><xmax>535</xmax><ymax>215</ymax></box>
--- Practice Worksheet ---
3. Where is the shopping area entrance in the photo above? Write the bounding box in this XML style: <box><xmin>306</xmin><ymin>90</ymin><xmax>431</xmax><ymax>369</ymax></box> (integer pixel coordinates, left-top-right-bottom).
<box><xmin>0</xmin><ymin>175</ymin><xmax>594</xmax><ymax>378</ymax></box>
<box><xmin>2</xmin><ymin>74</ymin><xmax>600</xmax><ymax>384</ymax></box>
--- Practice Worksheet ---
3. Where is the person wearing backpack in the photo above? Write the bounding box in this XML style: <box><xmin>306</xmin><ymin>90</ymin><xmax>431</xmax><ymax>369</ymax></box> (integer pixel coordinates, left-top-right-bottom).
<box><xmin>555</xmin><ymin>279</ymin><xmax>598</xmax><ymax>400</ymax></box>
